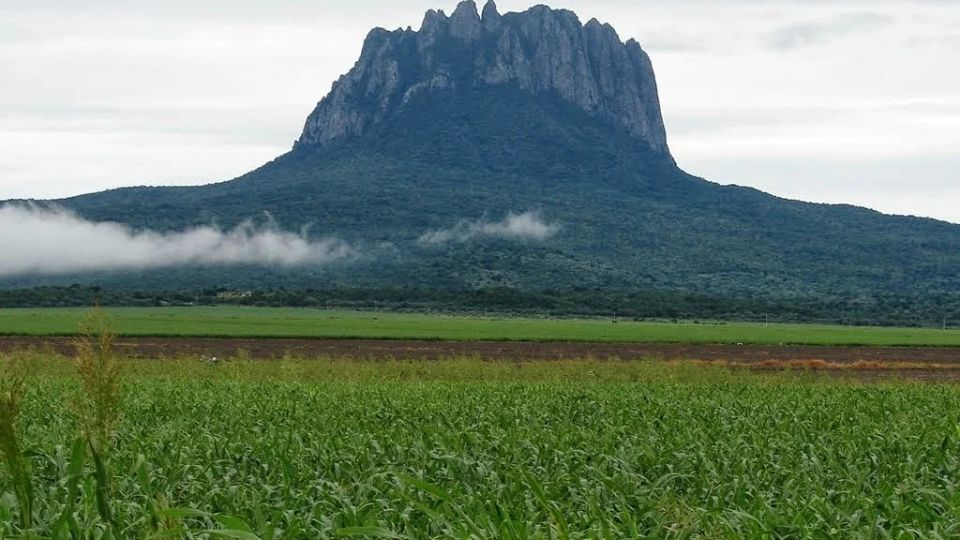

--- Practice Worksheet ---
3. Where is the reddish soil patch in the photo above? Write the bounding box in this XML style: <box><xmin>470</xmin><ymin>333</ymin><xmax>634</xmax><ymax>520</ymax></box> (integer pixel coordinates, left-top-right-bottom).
<box><xmin>3</xmin><ymin>335</ymin><xmax>959</xmax><ymax>364</ymax></box>
<box><xmin>4</xmin><ymin>336</ymin><xmax>960</xmax><ymax>380</ymax></box>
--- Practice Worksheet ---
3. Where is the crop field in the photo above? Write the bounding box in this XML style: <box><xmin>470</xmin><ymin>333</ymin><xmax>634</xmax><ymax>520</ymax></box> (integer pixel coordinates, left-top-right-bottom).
<box><xmin>2</xmin><ymin>306</ymin><xmax>960</xmax><ymax>346</ymax></box>
<box><xmin>2</xmin><ymin>347</ymin><xmax>960</xmax><ymax>538</ymax></box>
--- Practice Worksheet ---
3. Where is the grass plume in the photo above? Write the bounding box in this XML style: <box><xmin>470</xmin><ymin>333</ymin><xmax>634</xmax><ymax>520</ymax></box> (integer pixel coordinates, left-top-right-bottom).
<box><xmin>73</xmin><ymin>307</ymin><xmax>123</xmax><ymax>531</ymax></box>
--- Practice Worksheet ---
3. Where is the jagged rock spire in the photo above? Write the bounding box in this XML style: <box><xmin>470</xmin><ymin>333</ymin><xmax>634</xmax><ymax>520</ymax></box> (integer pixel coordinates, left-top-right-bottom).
<box><xmin>421</xmin><ymin>8</ymin><xmax>447</xmax><ymax>34</ymax></box>
<box><xmin>297</xmin><ymin>3</ymin><xmax>671</xmax><ymax>156</ymax></box>
<box><xmin>481</xmin><ymin>0</ymin><xmax>501</xmax><ymax>30</ymax></box>
<box><xmin>449</xmin><ymin>0</ymin><xmax>481</xmax><ymax>41</ymax></box>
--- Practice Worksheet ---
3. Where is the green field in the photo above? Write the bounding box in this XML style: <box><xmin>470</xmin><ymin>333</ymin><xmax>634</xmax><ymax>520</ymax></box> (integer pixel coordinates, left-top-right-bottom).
<box><xmin>1</xmin><ymin>306</ymin><xmax>959</xmax><ymax>346</ymax></box>
<box><xmin>2</xmin><ymin>351</ymin><xmax>960</xmax><ymax>538</ymax></box>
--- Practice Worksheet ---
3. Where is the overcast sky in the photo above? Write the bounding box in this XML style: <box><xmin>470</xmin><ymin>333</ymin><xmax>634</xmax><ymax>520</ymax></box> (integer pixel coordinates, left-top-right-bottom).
<box><xmin>2</xmin><ymin>0</ymin><xmax>958</xmax><ymax>222</ymax></box>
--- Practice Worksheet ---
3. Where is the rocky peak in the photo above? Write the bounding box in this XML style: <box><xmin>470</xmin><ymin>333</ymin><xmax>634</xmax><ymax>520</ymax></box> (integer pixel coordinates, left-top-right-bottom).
<box><xmin>449</xmin><ymin>1</ymin><xmax>482</xmax><ymax>41</ymax></box>
<box><xmin>297</xmin><ymin>3</ymin><xmax>671</xmax><ymax>156</ymax></box>
<box><xmin>481</xmin><ymin>0</ymin><xmax>501</xmax><ymax>30</ymax></box>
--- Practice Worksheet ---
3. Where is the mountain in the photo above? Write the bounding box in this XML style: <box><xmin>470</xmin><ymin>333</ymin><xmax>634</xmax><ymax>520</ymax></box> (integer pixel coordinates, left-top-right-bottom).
<box><xmin>5</xmin><ymin>1</ymin><xmax>960</xmax><ymax>322</ymax></box>
<box><xmin>298</xmin><ymin>1</ymin><xmax>669</xmax><ymax>155</ymax></box>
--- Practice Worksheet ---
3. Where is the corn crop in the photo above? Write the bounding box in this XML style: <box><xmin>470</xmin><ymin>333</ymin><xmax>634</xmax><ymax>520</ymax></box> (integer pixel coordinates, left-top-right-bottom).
<box><xmin>0</xmin><ymin>355</ymin><xmax>958</xmax><ymax>538</ymax></box>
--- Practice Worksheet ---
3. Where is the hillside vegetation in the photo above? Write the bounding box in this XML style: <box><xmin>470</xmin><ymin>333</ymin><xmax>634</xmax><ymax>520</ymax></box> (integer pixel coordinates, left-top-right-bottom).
<box><xmin>50</xmin><ymin>87</ymin><xmax>960</xmax><ymax>303</ymax></box>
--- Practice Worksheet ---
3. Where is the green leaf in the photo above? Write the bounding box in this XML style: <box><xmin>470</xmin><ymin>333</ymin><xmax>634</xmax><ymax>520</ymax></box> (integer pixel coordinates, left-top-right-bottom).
<box><xmin>522</xmin><ymin>472</ymin><xmax>570</xmax><ymax>540</ymax></box>
<box><xmin>214</xmin><ymin>515</ymin><xmax>254</xmax><ymax>532</ymax></box>
<box><xmin>205</xmin><ymin>530</ymin><xmax>262</xmax><ymax>540</ymax></box>
<box><xmin>0</xmin><ymin>492</ymin><xmax>16</xmax><ymax>511</ymax></box>
<box><xmin>157</xmin><ymin>507</ymin><xmax>210</xmax><ymax>519</ymax></box>
<box><xmin>88</xmin><ymin>439</ymin><xmax>114</xmax><ymax>527</ymax></box>
<box><xmin>396</xmin><ymin>474</ymin><xmax>451</xmax><ymax>502</ymax></box>
<box><xmin>335</xmin><ymin>526</ymin><xmax>402</xmax><ymax>538</ymax></box>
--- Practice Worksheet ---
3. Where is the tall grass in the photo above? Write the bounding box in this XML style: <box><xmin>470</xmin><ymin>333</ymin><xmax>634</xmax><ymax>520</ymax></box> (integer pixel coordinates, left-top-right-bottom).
<box><xmin>74</xmin><ymin>307</ymin><xmax>122</xmax><ymax>448</ymax></box>
<box><xmin>73</xmin><ymin>307</ymin><xmax>123</xmax><ymax>534</ymax></box>
<box><xmin>0</xmin><ymin>308</ymin><xmax>126</xmax><ymax>537</ymax></box>
<box><xmin>0</xmin><ymin>351</ymin><xmax>36</xmax><ymax>534</ymax></box>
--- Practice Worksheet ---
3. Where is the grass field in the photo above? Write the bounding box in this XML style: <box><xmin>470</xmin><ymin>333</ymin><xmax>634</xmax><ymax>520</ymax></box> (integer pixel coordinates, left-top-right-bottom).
<box><xmin>2</xmin><ymin>351</ymin><xmax>960</xmax><ymax>538</ymax></box>
<box><xmin>0</xmin><ymin>306</ymin><xmax>959</xmax><ymax>346</ymax></box>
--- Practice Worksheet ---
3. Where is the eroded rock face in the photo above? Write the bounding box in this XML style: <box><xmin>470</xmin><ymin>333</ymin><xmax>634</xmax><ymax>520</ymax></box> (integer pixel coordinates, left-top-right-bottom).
<box><xmin>296</xmin><ymin>0</ymin><xmax>670</xmax><ymax>156</ymax></box>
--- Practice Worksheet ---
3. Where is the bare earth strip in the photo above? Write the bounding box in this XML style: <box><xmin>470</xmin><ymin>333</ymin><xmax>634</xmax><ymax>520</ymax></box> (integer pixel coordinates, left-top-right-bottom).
<box><xmin>4</xmin><ymin>336</ymin><xmax>960</xmax><ymax>380</ymax></box>
<box><xmin>3</xmin><ymin>335</ymin><xmax>960</xmax><ymax>364</ymax></box>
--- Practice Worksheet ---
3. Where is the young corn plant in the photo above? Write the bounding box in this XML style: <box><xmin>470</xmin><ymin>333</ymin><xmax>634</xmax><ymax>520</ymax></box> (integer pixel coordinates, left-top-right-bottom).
<box><xmin>0</xmin><ymin>352</ymin><xmax>36</xmax><ymax>535</ymax></box>
<box><xmin>73</xmin><ymin>307</ymin><xmax>123</xmax><ymax>534</ymax></box>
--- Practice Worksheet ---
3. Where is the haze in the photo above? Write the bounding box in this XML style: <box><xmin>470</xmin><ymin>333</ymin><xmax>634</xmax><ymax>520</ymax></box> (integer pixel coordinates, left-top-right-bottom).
<box><xmin>1</xmin><ymin>0</ymin><xmax>958</xmax><ymax>222</ymax></box>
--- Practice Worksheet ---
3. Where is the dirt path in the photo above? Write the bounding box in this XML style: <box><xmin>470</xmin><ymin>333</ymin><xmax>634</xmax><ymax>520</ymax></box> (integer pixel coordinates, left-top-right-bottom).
<box><xmin>3</xmin><ymin>335</ymin><xmax>959</xmax><ymax>363</ymax></box>
<box><xmin>5</xmin><ymin>335</ymin><xmax>960</xmax><ymax>380</ymax></box>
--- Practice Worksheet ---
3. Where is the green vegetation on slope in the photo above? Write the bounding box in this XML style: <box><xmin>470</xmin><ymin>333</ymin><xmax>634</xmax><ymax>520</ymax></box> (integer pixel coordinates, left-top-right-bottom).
<box><xmin>2</xmin><ymin>353</ymin><xmax>960</xmax><ymax>537</ymax></box>
<box><xmin>2</xmin><ymin>306</ymin><xmax>960</xmax><ymax>346</ymax></box>
<box><xmin>17</xmin><ymin>85</ymin><xmax>957</xmax><ymax>310</ymax></box>
<box><xmin>4</xmin><ymin>285</ymin><xmax>960</xmax><ymax>328</ymax></box>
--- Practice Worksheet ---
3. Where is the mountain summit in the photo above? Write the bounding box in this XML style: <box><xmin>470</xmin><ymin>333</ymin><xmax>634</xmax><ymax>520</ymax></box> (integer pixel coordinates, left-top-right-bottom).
<box><xmin>297</xmin><ymin>0</ymin><xmax>670</xmax><ymax>156</ymax></box>
<box><xmin>8</xmin><ymin>2</ymin><xmax>960</xmax><ymax>322</ymax></box>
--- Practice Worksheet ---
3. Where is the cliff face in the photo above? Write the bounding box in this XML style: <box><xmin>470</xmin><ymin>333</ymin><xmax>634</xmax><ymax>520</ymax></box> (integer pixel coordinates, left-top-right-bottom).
<box><xmin>296</xmin><ymin>1</ymin><xmax>670</xmax><ymax>156</ymax></box>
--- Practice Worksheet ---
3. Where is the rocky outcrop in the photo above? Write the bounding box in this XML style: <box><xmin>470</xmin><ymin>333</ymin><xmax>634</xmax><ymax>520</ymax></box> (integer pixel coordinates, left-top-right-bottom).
<box><xmin>296</xmin><ymin>0</ymin><xmax>670</xmax><ymax>156</ymax></box>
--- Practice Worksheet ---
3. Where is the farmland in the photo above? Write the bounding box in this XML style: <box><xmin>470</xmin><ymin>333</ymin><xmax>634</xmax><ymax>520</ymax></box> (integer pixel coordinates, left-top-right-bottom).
<box><xmin>2</xmin><ymin>306</ymin><xmax>960</xmax><ymax>346</ymax></box>
<box><xmin>2</xmin><ymin>351</ymin><xmax>960</xmax><ymax>538</ymax></box>
<box><xmin>1</xmin><ymin>307</ymin><xmax>960</xmax><ymax>538</ymax></box>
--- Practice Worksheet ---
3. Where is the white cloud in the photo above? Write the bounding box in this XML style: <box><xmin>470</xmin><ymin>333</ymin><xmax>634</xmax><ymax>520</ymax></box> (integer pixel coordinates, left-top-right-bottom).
<box><xmin>0</xmin><ymin>205</ymin><xmax>353</xmax><ymax>276</ymax></box>
<box><xmin>419</xmin><ymin>212</ymin><xmax>560</xmax><ymax>245</ymax></box>
<box><xmin>766</xmin><ymin>12</ymin><xmax>893</xmax><ymax>51</ymax></box>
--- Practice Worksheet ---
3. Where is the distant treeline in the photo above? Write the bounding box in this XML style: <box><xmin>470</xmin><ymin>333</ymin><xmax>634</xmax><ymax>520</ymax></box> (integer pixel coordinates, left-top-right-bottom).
<box><xmin>2</xmin><ymin>285</ymin><xmax>959</xmax><ymax>328</ymax></box>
